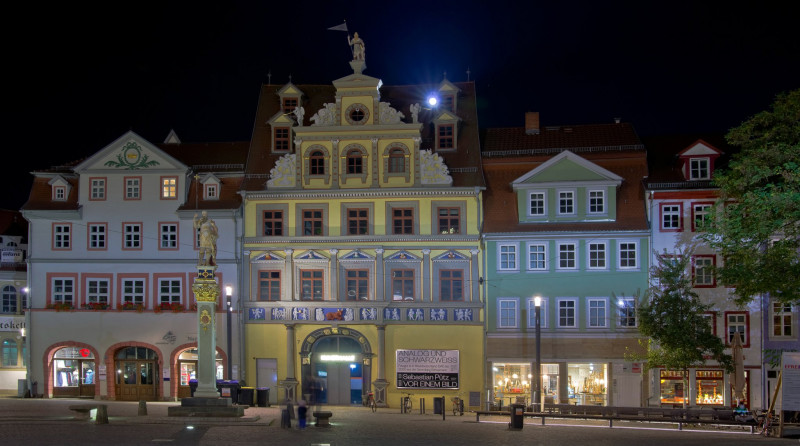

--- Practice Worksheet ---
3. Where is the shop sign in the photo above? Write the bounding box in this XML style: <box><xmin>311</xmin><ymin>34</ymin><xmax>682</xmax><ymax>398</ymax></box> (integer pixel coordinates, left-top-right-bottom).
<box><xmin>0</xmin><ymin>317</ymin><xmax>25</xmax><ymax>332</ymax></box>
<box><xmin>396</xmin><ymin>349</ymin><xmax>459</xmax><ymax>389</ymax></box>
<box><xmin>782</xmin><ymin>352</ymin><xmax>800</xmax><ymax>411</ymax></box>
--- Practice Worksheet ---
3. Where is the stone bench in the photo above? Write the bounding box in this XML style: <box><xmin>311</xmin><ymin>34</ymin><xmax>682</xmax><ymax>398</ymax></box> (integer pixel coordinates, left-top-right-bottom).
<box><xmin>68</xmin><ymin>404</ymin><xmax>104</xmax><ymax>420</ymax></box>
<box><xmin>313</xmin><ymin>410</ymin><xmax>333</xmax><ymax>427</ymax></box>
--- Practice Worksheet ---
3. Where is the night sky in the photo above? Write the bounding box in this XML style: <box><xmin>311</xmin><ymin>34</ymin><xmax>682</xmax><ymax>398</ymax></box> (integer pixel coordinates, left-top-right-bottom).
<box><xmin>6</xmin><ymin>1</ymin><xmax>798</xmax><ymax>210</ymax></box>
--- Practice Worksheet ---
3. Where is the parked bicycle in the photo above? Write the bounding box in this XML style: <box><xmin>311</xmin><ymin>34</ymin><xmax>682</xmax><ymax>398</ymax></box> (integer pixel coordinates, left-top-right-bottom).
<box><xmin>451</xmin><ymin>395</ymin><xmax>464</xmax><ymax>416</ymax></box>
<box><xmin>401</xmin><ymin>392</ymin><xmax>413</xmax><ymax>414</ymax></box>
<box><xmin>365</xmin><ymin>391</ymin><xmax>377</xmax><ymax>412</ymax></box>
<box><xmin>756</xmin><ymin>409</ymin><xmax>779</xmax><ymax>437</ymax></box>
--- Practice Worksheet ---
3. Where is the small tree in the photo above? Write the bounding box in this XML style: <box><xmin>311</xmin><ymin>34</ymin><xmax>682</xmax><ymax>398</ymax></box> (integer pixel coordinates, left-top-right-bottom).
<box><xmin>629</xmin><ymin>248</ymin><xmax>732</xmax><ymax>408</ymax></box>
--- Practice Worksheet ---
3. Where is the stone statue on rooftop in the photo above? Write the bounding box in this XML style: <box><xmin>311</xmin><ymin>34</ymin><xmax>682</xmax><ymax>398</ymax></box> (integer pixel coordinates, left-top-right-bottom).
<box><xmin>348</xmin><ymin>32</ymin><xmax>365</xmax><ymax>61</ymax></box>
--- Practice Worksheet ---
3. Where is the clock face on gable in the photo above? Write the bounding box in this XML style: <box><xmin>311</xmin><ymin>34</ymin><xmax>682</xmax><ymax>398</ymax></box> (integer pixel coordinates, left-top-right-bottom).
<box><xmin>345</xmin><ymin>103</ymin><xmax>369</xmax><ymax>125</ymax></box>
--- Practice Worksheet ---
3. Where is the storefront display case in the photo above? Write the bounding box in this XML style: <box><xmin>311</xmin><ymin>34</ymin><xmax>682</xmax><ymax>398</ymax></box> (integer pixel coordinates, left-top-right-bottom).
<box><xmin>659</xmin><ymin>370</ymin><xmax>686</xmax><ymax>406</ymax></box>
<box><xmin>695</xmin><ymin>370</ymin><xmax>724</xmax><ymax>406</ymax></box>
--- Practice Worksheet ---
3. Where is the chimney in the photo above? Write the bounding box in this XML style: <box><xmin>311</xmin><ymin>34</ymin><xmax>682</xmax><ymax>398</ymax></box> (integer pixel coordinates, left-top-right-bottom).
<box><xmin>525</xmin><ymin>112</ymin><xmax>540</xmax><ymax>135</ymax></box>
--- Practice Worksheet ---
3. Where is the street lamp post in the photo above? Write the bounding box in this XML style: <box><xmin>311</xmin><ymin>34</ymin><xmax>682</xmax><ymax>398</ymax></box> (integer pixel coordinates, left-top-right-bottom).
<box><xmin>534</xmin><ymin>296</ymin><xmax>542</xmax><ymax>412</ymax></box>
<box><xmin>225</xmin><ymin>285</ymin><xmax>233</xmax><ymax>379</ymax></box>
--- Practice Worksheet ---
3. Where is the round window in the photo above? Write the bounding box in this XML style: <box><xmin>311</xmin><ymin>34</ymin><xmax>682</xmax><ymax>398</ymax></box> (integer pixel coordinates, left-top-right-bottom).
<box><xmin>345</xmin><ymin>104</ymin><xmax>369</xmax><ymax>125</ymax></box>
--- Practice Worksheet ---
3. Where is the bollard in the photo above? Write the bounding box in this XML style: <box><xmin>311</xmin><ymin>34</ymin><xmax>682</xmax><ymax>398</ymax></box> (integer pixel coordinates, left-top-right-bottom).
<box><xmin>138</xmin><ymin>400</ymin><xmax>147</xmax><ymax>416</ymax></box>
<box><xmin>95</xmin><ymin>405</ymin><xmax>109</xmax><ymax>424</ymax></box>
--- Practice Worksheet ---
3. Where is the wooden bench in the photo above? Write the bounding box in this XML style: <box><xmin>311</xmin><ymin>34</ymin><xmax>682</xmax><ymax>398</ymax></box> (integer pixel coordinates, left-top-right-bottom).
<box><xmin>68</xmin><ymin>404</ymin><xmax>101</xmax><ymax>420</ymax></box>
<box><xmin>313</xmin><ymin>411</ymin><xmax>333</xmax><ymax>427</ymax></box>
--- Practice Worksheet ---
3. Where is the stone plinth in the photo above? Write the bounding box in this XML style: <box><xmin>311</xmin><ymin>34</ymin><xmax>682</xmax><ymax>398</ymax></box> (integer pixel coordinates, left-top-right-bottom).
<box><xmin>168</xmin><ymin>397</ymin><xmax>245</xmax><ymax>417</ymax></box>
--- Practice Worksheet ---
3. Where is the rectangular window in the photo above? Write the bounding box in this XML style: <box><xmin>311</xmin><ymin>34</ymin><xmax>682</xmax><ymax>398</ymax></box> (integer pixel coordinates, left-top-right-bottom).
<box><xmin>347</xmin><ymin>208</ymin><xmax>369</xmax><ymax>235</ymax></box>
<box><xmin>588</xmin><ymin>190</ymin><xmax>605</xmax><ymax>214</ymax></box>
<box><xmin>499</xmin><ymin>244</ymin><xmax>518</xmax><ymax>270</ymax></box>
<box><xmin>619</xmin><ymin>242</ymin><xmax>638</xmax><ymax>269</ymax></box>
<box><xmin>692</xmin><ymin>203</ymin><xmax>712</xmax><ymax>232</ymax></box>
<box><xmin>392</xmin><ymin>269</ymin><xmax>414</xmax><ymax>301</ymax></box>
<box><xmin>437</xmin><ymin>207</ymin><xmax>460</xmax><ymax>234</ymax></box>
<box><xmin>53</xmin><ymin>186</ymin><xmax>66</xmax><ymax>201</ymax></box>
<box><xmin>558</xmin><ymin>191</ymin><xmax>575</xmax><ymax>215</ymax></box>
<box><xmin>160</xmin><ymin>223</ymin><xmax>178</xmax><ymax>249</ymax></box>
<box><xmin>122</xmin><ymin>279</ymin><xmax>145</xmax><ymax>305</ymax></box>
<box><xmin>88</xmin><ymin>224</ymin><xmax>107</xmax><ymax>250</ymax></box>
<box><xmin>282</xmin><ymin>98</ymin><xmax>297</xmax><ymax>113</ymax></box>
<box><xmin>123</xmin><ymin>223</ymin><xmax>142</xmax><ymax>249</ymax></box>
<box><xmin>263</xmin><ymin>210</ymin><xmax>284</xmax><ymax>236</ymax></box>
<box><xmin>528</xmin><ymin>298</ymin><xmax>548</xmax><ymax>328</ymax></box>
<box><xmin>588</xmin><ymin>299</ymin><xmax>607</xmax><ymax>328</ymax></box>
<box><xmin>302</xmin><ymin>210</ymin><xmax>324</xmax><ymax>236</ymax></box>
<box><xmin>204</xmin><ymin>184</ymin><xmax>218</xmax><ymax>200</ymax></box>
<box><xmin>588</xmin><ymin>242</ymin><xmax>607</xmax><ymax>269</ymax></box>
<box><xmin>274</xmin><ymin>127</ymin><xmax>290</xmax><ymax>151</ymax></box>
<box><xmin>161</xmin><ymin>177</ymin><xmax>177</xmax><ymax>199</ymax></box>
<box><xmin>772</xmin><ymin>303</ymin><xmax>793</xmax><ymax>337</ymax></box>
<box><xmin>159</xmin><ymin>279</ymin><xmax>181</xmax><ymax>305</ymax></box>
<box><xmin>558</xmin><ymin>243</ymin><xmax>577</xmax><ymax>269</ymax></box>
<box><xmin>440</xmin><ymin>270</ymin><xmax>464</xmax><ymax>301</ymax></box>
<box><xmin>53</xmin><ymin>224</ymin><xmax>71</xmax><ymax>250</ymax></box>
<box><xmin>702</xmin><ymin>312</ymin><xmax>717</xmax><ymax>335</ymax></box>
<box><xmin>90</xmin><ymin>178</ymin><xmax>106</xmax><ymax>200</ymax></box>
<box><xmin>727</xmin><ymin>312</ymin><xmax>748</xmax><ymax>345</ymax></box>
<box><xmin>617</xmin><ymin>297</ymin><xmax>637</xmax><ymax>327</ymax></box>
<box><xmin>693</xmin><ymin>255</ymin><xmax>715</xmax><ymax>287</ymax></box>
<box><xmin>690</xmin><ymin>158</ymin><xmax>710</xmax><ymax>180</ymax></box>
<box><xmin>440</xmin><ymin>94</ymin><xmax>454</xmax><ymax>112</ymax></box>
<box><xmin>558</xmin><ymin>299</ymin><xmax>577</xmax><ymax>328</ymax></box>
<box><xmin>528</xmin><ymin>243</ymin><xmax>547</xmax><ymax>271</ymax></box>
<box><xmin>661</xmin><ymin>203</ymin><xmax>683</xmax><ymax>231</ymax></box>
<box><xmin>392</xmin><ymin>208</ymin><xmax>414</xmax><ymax>235</ymax></box>
<box><xmin>346</xmin><ymin>270</ymin><xmax>369</xmax><ymax>301</ymax></box>
<box><xmin>498</xmin><ymin>299</ymin><xmax>518</xmax><ymax>329</ymax></box>
<box><xmin>53</xmin><ymin>278</ymin><xmax>74</xmax><ymax>305</ymax></box>
<box><xmin>258</xmin><ymin>271</ymin><xmax>281</xmax><ymax>301</ymax></box>
<box><xmin>300</xmin><ymin>270</ymin><xmax>324</xmax><ymax>301</ymax></box>
<box><xmin>437</xmin><ymin>124</ymin><xmax>454</xmax><ymax>149</ymax></box>
<box><xmin>125</xmin><ymin>177</ymin><xmax>141</xmax><ymax>200</ymax></box>
<box><xmin>529</xmin><ymin>192</ymin><xmax>546</xmax><ymax>216</ymax></box>
<box><xmin>86</xmin><ymin>279</ymin><xmax>110</xmax><ymax>305</ymax></box>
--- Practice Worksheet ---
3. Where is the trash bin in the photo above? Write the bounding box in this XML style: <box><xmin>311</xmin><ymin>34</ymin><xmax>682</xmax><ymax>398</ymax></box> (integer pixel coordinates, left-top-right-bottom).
<box><xmin>509</xmin><ymin>403</ymin><xmax>524</xmax><ymax>429</ymax></box>
<box><xmin>239</xmin><ymin>387</ymin><xmax>255</xmax><ymax>406</ymax></box>
<box><xmin>216</xmin><ymin>380</ymin><xmax>240</xmax><ymax>404</ymax></box>
<box><xmin>189</xmin><ymin>379</ymin><xmax>198</xmax><ymax>397</ymax></box>
<box><xmin>256</xmin><ymin>388</ymin><xmax>270</xmax><ymax>407</ymax></box>
<box><xmin>433</xmin><ymin>397</ymin><xmax>444</xmax><ymax>415</ymax></box>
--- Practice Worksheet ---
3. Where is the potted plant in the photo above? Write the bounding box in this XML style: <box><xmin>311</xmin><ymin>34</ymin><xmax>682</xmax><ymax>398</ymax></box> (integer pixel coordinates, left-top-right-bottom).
<box><xmin>47</xmin><ymin>302</ymin><xmax>74</xmax><ymax>311</ymax></box>
<box><xmin>84</xmin><ymin>302</ymin><xmax>109</xmax><ymax>311</ymax></box>
<box><xmin>170</xmin><ymin>303</ymin><xmax>185</xmax><ymax>313</ymax></box>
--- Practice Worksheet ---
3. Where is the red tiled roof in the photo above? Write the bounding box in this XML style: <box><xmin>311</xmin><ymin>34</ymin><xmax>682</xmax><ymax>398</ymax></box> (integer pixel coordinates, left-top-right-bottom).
<box><xmin>483</xmin><ymin>123</ymin><xmax>642</xmax><ymax>153</ymax></box>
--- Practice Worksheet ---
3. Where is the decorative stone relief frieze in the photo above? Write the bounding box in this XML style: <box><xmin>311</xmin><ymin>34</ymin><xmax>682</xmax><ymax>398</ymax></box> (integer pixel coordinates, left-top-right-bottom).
<box><xmin>420</xmin><ymin>149</ymin><xmax>453</xmax><ymax>185</ymax></box>
<box><xmin>267</xmin><ymin>153</ymin><xmax>296</xmax><ymax>188</ymax></box>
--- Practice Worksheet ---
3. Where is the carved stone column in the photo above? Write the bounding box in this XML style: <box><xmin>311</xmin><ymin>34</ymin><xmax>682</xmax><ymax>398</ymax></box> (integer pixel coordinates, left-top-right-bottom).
<box><xmin>279</xmin><ymin>324</ymin><xmax>299</xmax><ymax>402</ymax></box>
<box><xmin>373</xmin><ymin>324</ymin><xmax>389</xmax><ymax>406</ymax></box>
<box><xmin>284</xmin><ymin>249</ymin><xmax>294</xmax><ymax>300</ymax></box>
<box><xmin>330</xmin><ymin>249</ymin><xmax>339</xmax><ymax>300</ymax></box>
<box><xmin>470</xmin><ymin>249</ymin><xmax>480</xmax><ymax>302</ymax></box>
<box><xmin>375</xmin><ymin>248</ymin><xmax>385</xmax><ymax>301</ymax></box>
<box><xmin>191</xmin><ymin>265</ymin><xmax>221</xmax><ymax>398</ymax></box>
<box><xmin>422</xmin><ymin>249</ymin><xmax>431</xmax><ymax>302</ymax></box>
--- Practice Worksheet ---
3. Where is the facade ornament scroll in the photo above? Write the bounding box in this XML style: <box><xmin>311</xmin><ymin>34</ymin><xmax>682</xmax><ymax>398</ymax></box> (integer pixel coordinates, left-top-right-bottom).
<box><xmin>267</xmin><ymin>153</ymin><xmax>297</xmax><ymax>188</ymax></box>
<box><xmin>420</xmin><ymin>149</ymin><xmax>453</xmax><ymax>185</ymax></box>
<box><xmin>378</xmin><ymin>102</ymin><xmax>405</xmax><ymax>124</ymax></box>
<box><xmin>310</xmin><ymin>103</ymin><xmax>338</xmax><ymax>126</ymax></box>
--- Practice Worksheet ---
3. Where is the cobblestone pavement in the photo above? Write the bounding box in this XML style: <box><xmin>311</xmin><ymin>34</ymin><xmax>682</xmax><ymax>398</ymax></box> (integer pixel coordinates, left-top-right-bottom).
<box><xmin>0</xmin><ymin>397</ymin><xmax>797</xmax><ymax>445</ymax></box>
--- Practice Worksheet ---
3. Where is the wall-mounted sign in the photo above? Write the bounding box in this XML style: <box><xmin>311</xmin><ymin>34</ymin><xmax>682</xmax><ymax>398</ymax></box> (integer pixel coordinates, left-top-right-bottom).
<box><xmin>396</xmin><ymin>349</ymin><xmax>459</xmax><ymax>389</ymax></box>
<box><xmin>0</xmin><ymin>317</ymin><xmax>25</xmax><ymax>332</ymax></box>
<box><xmin>319</xmin><ymin>354</ymin><xmax>356</xmax><ymax>362</ymax></box>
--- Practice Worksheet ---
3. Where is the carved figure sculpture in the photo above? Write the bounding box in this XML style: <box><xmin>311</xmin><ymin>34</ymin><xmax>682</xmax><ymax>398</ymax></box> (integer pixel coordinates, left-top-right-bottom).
<box><xmin>410</xmin><ymin>103</ymin><xmax>421</xmax><ymax>123</ymax></box>
<box><xmin>348</xmin><ymin>32</ymin><xmax>365</xmax><ymax>61</ymax></box>
<box><xmin>293</xmin><ymin>106</ymin><xmax>305</xmax><ymax>126</ymax></box>
<box><xmin>193</xmin><ymin>211</ymin><xmax>218</xmax><ymax>266</ymax></box>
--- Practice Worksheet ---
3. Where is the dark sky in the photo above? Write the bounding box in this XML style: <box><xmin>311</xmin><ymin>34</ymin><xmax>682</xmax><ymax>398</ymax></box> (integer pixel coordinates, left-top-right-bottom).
<box><xmin>6</xmin><ymin>1</ymin><xmax>798</xmax><ymax>210</ymax></box>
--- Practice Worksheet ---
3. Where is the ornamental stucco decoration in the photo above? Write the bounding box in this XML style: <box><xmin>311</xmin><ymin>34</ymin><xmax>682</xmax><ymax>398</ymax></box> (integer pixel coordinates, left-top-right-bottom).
<box><xmin>419</xmin><ymin>149</ymin><xmax>453</xmax><ymax>185</ymax></box>
<box><xmin>267</xmin><ymin>153</ymin><xmax>296</xmax><ymax>188</ymax></box>
<box><xmin>378</xmin><ymin>102</ymin><xmax>405</xmax><ymax>124</ymax></box>
<box><xmin>192</xmin><ymin>281</ymin><xmax>220</xmax><ymax>302</ymax></box>
<box><xmin>104</xmin><ymin>141</ymin><xmax>161</xmax><ymax>170</ymax></box>
<box><xmin>310</xmin><ymin>103</ymin><xmax>338</xmax><ymax>126</ymax></box>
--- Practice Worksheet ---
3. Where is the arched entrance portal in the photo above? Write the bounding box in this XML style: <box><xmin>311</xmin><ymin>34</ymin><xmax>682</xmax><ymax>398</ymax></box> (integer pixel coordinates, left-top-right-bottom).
<box><xmin>52</xmin><ymin>347</ymin><xmax>96</xmax><ymax>398</ymax></box>
<box><xmin>300</xmin><ymin>328</ymin><xmax>373</xmax><ymax>406</ymax></box>
<box><xmin>114</xmin><ymin>346</ymin><xmax>158</xmax><ymax>401</ymax></box>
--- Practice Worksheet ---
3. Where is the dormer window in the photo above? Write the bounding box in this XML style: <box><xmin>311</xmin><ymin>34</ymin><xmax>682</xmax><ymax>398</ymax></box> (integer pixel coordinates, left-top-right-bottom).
<box><xmin>274</xmin><ymin>127</ymin><xmax>290</xmax><ymax>151</ymax></box>
<box><xmin>437</xmin><ymin>124</ymin><xmax>454</xmax><ymax>150</ymax></box>
<box><xmin>440</xmin><ymin>94</ymin><xmax>454</xmax><ymax>112</ymax></box>
<box><xmin>53</xmin><ymin>186</ymin><xmax>66</xmax><ymax>201</ymax></box>
<box><xmin>689</xmin><ymin>158</ymin><xmax>710</xmax><ymax>180</ymax></box>
<box><xmin>205</xmin><ymin>184</ymin><xmax>218</xmax><ymax>200</ymax></box>
<box><xmin>49</xmin><ymin>176</ymin><xmax>72</xmax><ymax>202</ymax></box>
<box><xmin>282</xmin><ymin>97</ymin><xmax>298</xmax><ymax>114</ymax></box>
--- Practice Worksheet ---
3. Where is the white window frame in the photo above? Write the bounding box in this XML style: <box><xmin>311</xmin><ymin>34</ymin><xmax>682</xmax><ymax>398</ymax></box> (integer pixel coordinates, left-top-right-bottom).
<box><xmin>86</xmin><ymin>279</ymin><xmax>110</xmax><ymax>305</ymax></box>
<box><xmin>618</xmin><ymin>241</ymin><xmax>638</xmax><ymax>270</ymax></box>
<box><xmin>661</xmin><ymin>203</ymin><xmax>683</xmax><ymax>231</ymax></box>
<box><xmin>158</xmin><ymin>278</ymin><xmax>182</xmax><ymax>305</ymax></box>
<box><xmin>771</xmin><ymin>303</ymin><xmax>794</xmax><ymax>338</ymax></box>
<box><xmin>617</xmin><ymin>296</ymin><xmax>637</xmax><ymax>327</ymax></box>
<box><xmin>53</xmin><ymin>224</ymin><xmax>71</xmax><ymax>249</ymax></box>
<box><xmin>527</xmin><ymin>297</ymin><xmax>548</xmax><ymax>329</ymax></box>
<box><xmin>691</xmin><ymin>203</ymin><xmax>712</xmax><ymax>232</ymax></box>
<box><xmin>528</xmin><ymin>191</ymin><xmax>546</xmax><ymax>217</ymax></box>
<box><xmin>557</xmin><ymin>298</ymin><xmax>577</xmax><ymax>328</ymax></box>
<box><xmin>689</xmin><ymin>157</ymin><xmax>710</xmax><ymax>180</ymax></box>
<box><xmin>727</xmin><ymin>313</ymin><xmax>748</xmax><ymax>345</ymax></box>
<box><xmin>160</xmin><ymin>223</ymin><xmax>178</xmax><ymax>249</ymax></box>
<box><xmin>88</xmin><ymin>224</ymin><xmax>107</xmax><ymax>249</ymax></box>
<box><xmin>125</xmin><ymin>177</ymin><xmax>141</xmax><ymax>200</ymax></box>
<box><xmin>588</xmin><ymin>298</ymin><xmax>607</xmax><ymax>328</ymax></box>
<box><xmin>90</xmin><ymin>178</ymin><xmax>106</xmax><ymax>200</ymax></box>
<box><xmin>693</xmin><ymin>255</ymin><xmax>715</xmax><ymax>287</ymax></box>
<box><xmin>557</xmin><ymin>189</ymin><xmax>576</xmax><ymax>216</ymax></box>
<box><xmin>498</xmin><ymin>243</ymin><xmax>519</xmax><ymax>271</ymax></box>
<box><xmin>53</xmin><ymin>186</ymin><xmax>66</xmax><ymax>201</ymax></box>
<box><xmin>123</xmin><ymin>223</ymin><xmax>142</xmax><ymax>249</ymax></box>
<box><xmin>498</xmin><ymin>298</ymin><xmax>519</xmax><ymax>329</ymax></box>
<box><xmin>588</xmin><ymin>189</ymin><xmax>606</xmax><ymax>214</ymax></box>
<box><xmin>52</xmin><ymin>278</ymin><xmax>74</xmax><ymax>305</ymax></box>
<box><xmin>122</xmin><ymin>279</ymin><xmax>145</xmax><ymax>306</ymax></box>
<box><xmin>587</xmin><ymin>241</ymin><xmax>608</xmax><ymax>270</ymax></box>
<box><xmin>205</xmin><ymin>184</ymin><xmax>218</xmax><ymax>200</ymax></box>
<box><xmin>557</xmin><ymin>242</ymin><xmax>578</xmax><ymax>270</ymax></box>
<box><xmin>527</xmin><ymin>243</ymin><xmax>548</xmax><ymax>271</ymax></box>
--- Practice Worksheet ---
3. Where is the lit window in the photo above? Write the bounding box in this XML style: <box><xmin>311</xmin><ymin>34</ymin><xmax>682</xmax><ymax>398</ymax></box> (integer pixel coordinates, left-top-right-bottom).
<box><xmin>161</xmin><ymin>177</ymin><xmax>177</xmax><ymax>199</ymax></box>
<box><xmin>772</xmin><ymin>303</ymin><xmax>793</xmax><ymax>337</ymax></box>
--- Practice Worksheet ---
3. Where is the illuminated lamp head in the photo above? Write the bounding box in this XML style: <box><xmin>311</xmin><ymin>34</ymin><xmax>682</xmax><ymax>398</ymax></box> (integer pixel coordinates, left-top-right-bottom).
<box><xmin>427</xmin><ymin>96</ymin><xmax>438</xmax><ymax>107</ymax></box>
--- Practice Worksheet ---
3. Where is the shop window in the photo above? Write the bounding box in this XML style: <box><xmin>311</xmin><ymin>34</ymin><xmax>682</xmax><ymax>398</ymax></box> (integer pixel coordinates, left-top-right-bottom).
<box><xmin>258</xmin><ymin>271</ymin><xmax>281</xmax><ymax>301</ymax></box>
<box><xmin>568</xmin><ymin>363</ymin><xmax>607</xmax><ymax>406</ymax></box>
<box><xmin>660</xmin><ymin>370</ymin><xmax>687</xmax><ymax>406</ymax></box>
<box><xmin>53</xmin><ymin>347</ymin><xmax>95</xmax><ymax>393</ymax></box>
<box><xmin>2</xmin><ymin>339</ymin><xmax>18</xmax><ymax>366</ymax></box>
<box><xmin>696</xmin><ymin>370</ymin><xmax>724</xmax><ymax>405</ymax></box>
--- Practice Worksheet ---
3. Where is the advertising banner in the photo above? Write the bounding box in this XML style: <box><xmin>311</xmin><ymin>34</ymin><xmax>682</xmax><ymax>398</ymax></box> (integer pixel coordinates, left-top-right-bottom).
<box><xmin>782</xmin><ymin>352</ymin><xmax>800</xmax><ymax>411</ymax></box>
<box><xmin>396</xmin><ymin>349</ymin><xmax>459</xmax><ymax>389</ymax></box>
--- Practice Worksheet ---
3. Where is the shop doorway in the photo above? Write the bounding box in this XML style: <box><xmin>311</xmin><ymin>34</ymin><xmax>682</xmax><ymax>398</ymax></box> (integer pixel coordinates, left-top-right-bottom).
<box><xmin>176</xmin><ymin>348</ymin><xmax>224</xmax><ymax>398</ymax></box>
<box><xmin>52</xmin><ymin>347</ymin><xmax>95</xmax><ymax>398</ymax></box>
<box><xmin>300</xmin><ymin>328</ymin><xmax>372</xmax><ymax>406</ymax></box>
<box><xmin>115</xmin><ymin>346</ymin><xmax>158</xmax><ymax>401</ymax></box>
<box><xmin>256</xmin><ymin>358</ymin><xmax>279</xmax><ymax>405</ymax></box>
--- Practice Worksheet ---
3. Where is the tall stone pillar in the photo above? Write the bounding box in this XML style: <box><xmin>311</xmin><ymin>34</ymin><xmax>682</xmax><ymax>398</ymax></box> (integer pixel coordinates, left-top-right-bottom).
<box><xmin>192</xmin><ymin>265</ymin><xmax>221</xmax><ymax>398</ymax></box>
<box><xmin>373</xmin><ymin>324</ymin><xmax>389</xmax><ymax>405</ymax></box>
<box><xmin>280</xmin><ymin>324</ymin><xmax>299</xmax><ymax>402</ymax></box>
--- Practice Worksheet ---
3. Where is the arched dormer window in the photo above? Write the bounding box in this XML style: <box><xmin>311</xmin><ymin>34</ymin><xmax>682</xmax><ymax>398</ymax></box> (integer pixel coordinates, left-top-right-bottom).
<box><xmin>309</xmin><ymin>150</ymin><xmax>325</xmax><ymax>175</ymax></box>
<box><xmin>383</xmin><ymin>143</ymin><xmax>411</xmax><ymax>183</ymax></box>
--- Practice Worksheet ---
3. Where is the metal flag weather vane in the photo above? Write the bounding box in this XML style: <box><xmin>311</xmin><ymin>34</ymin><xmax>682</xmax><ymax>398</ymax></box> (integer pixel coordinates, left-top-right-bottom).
<box><xmin>327</xmin><ymin>20</ymin><xmax>352</xmax><ymax>58</ymax></box>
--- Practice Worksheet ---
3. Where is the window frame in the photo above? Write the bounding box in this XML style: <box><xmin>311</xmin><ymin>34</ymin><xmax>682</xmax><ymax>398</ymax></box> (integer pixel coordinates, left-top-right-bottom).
<box><xmin>301</xmin><ymin>209</ymin><xmax>325</xmax><ymax>236</ymax></box>
<box><xmin>53</xmin><ymin>185</ymin><xmax>66</xmax><ymax>201</ymax></box>
<box><xmin>498</xmin><ymin>298</ymin><xmax>519</xmax><ymax>329</ymax></box>
<box><xmin>528</xmin><ymin>191</ymin><xmax>547</xmax><ymax>217</ymax></box>
<box><xmin>725</xmin><ymin>311</ymin><xmax>749</xmax><ymax>347</ymax></box>
<box><xmin>346</xmin><ymin>148</ymin><xmax>364</xmax><ymax>174</ymax></box>
<box><xmin>689</xmin><ymin>157</ymin><xmax>710</xmax><ymax>180</ymax></box>
<box><xmin>587</xmin><ymin>241</ymin><xmax>608</xmax><ymax>270</ymax></box>
<box><xmin>204</xmin><ymin>183</ymin><xmax>218</xmax><ymax>200</ymax></box>
<box><xmin>1</xmin><ymin>286</ymin><xmax>17</xmax><ymax>313</ymax></box>
<box><xmin>262</xmin><ymin>209</ymin><xmax>284</xmax><ymax>236</ymax></box>
<box><xmin>771</xmin><ymin>302</ymin><xmax>794</xmax><ymax>338</ymax></box>
<box><xmin>498</xmin><ymin>243</ymin><xmax>519</xmax><ymax>271</ymax></box>
<box><xmin>439</xmin><ymin>269</ymin><xmax>464</xmax><ymax>302</ymax></box>
<box><xmin>618</xmin><ymin>241</ymin><xmax>639</xmax><ymax>270</ymax></box>
<box><xmin>160</xmin><ymin>176</ymin><xmax>178</xmax><ymax>200</ymax></box>
<box><xmin>617</xmin><ymin>296</ymin><xmax>637</xmax><ymax>328</ymax></box>
<box><xmin>527</xmin><ymin>242</ymin><xmax>548</xmax><ymax>271</ymax></box>
<box><xmin>391</xmin><ymin>269</ymin><xmax>415</xmax><ymax>301</ymax></box>
<box><xmin>89</xmin><ymin>177</ymin><xmax>106</xmax><ymax>201</ymax></box>
<box><xmin>346</xmin><ymin>208</ymin><xmax>370</xmax><ymax>236</ymax></box>
<box><xmin>527</xmin><ymin>297</ymin><xmax>548</xmax><ymax>329</ymax></box>
<box><xmin>85</xmin><ymin>277</ymin><xmax>111</xmax><ymax>306</ymax></box>
<box><xmin>300</xmin><ymin>269</ymin><xmax>324</xmax><ymax>301</ymax></box>
<box><xmin>557</xmin><ymin>298</ymin><xmax>577</xmax><ymax>328</ymax></box>
<box><xmin>436</xmin><ymin>123</ymin><xmax>455</xmax><ymax>150</ymax></box>
<box><xmin>391</xmin><ymin>207</ymin><xmax>415</xmax><ymax>235</ymax></box>
<box><xmin>119</xmin><ymin>276</ymin><xmax>146</xmax><ymax>307</ymax></box>
<box><xmin>557</xmin><ymin>242</ymin><xmax>578</xmax><ymax>270</ymax></box>
<box><xmin>691</xmin><ymin>202</ymin><xmax>714</xmax><ymax>232</ymax></box>
<box><xmin>587</xmin><ymin>189</ymin><xmax>606</xmax><ymax>215</ymax></box>
<box><xmin>692</xmin><ymin>255</ymin><xmax>716</xmax><ymax>288</ymax></box>
<box><xmin>159</xmin><ymin>222</ymin><xmax>179</xmax><ymax>250</ymax></box>
<box><xmin>124</xmin><ymin>176</ymin><xmax>141</xmax><ymax>201</ymax></box>
<box><xmin>87</xmin><ymin>223</ymin><xmax>107</xmax><ymax>251</ymax></box>
<box><xmin>258</xmin><ymin>271</ymin><xmax>281</xmax><ymax>301</ymax></box>
<box><xmin>273</xmin><ymin>126</ymin><xmax>291</xmax><ymax>151</ymax></box>
<box><xmin>309</xmin><ymin>150</ymin><xmax>326</xmax><ymax>176</ymax></box>
<box><xmin>660</xmin><ymin>203</ymin><xmax>683</xmax><ymax>232</ymax></box>
<box><xmin>437</xmin><ymin>206</ymin><xmax>461</xmax><ymax>234</ymax></box>
<box><xmin>345</xmin><ymin>269</ymin><xmax>369</xmax><ymax>301</ymax></box>
<box><xmin>588</xmin><ymin>298</ymin><xmax>608</xmax><ymax>328</ymax></box>
<box><xmin>157</xmin><ymin>277</ymin><xmax>182</xmax><ymax>306</ymax></box>
<box><xmin>557</xmin><ymin>189</ymin><xmax>576</xmax><ymax>216</ymax></box>
<box><xmin>122</xmin><ymin>222</ymin><xmax>142</xmax><ymax>250</ymax></box>
<box><xmin>52</xmin><ymin>223</ymin><xmax>72</xmax><ymax>250</ymax></box>
<box><xmin>48</xmin><ymin>274</ymin><xmax>77</xmax><ymax>307</ymax></box>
